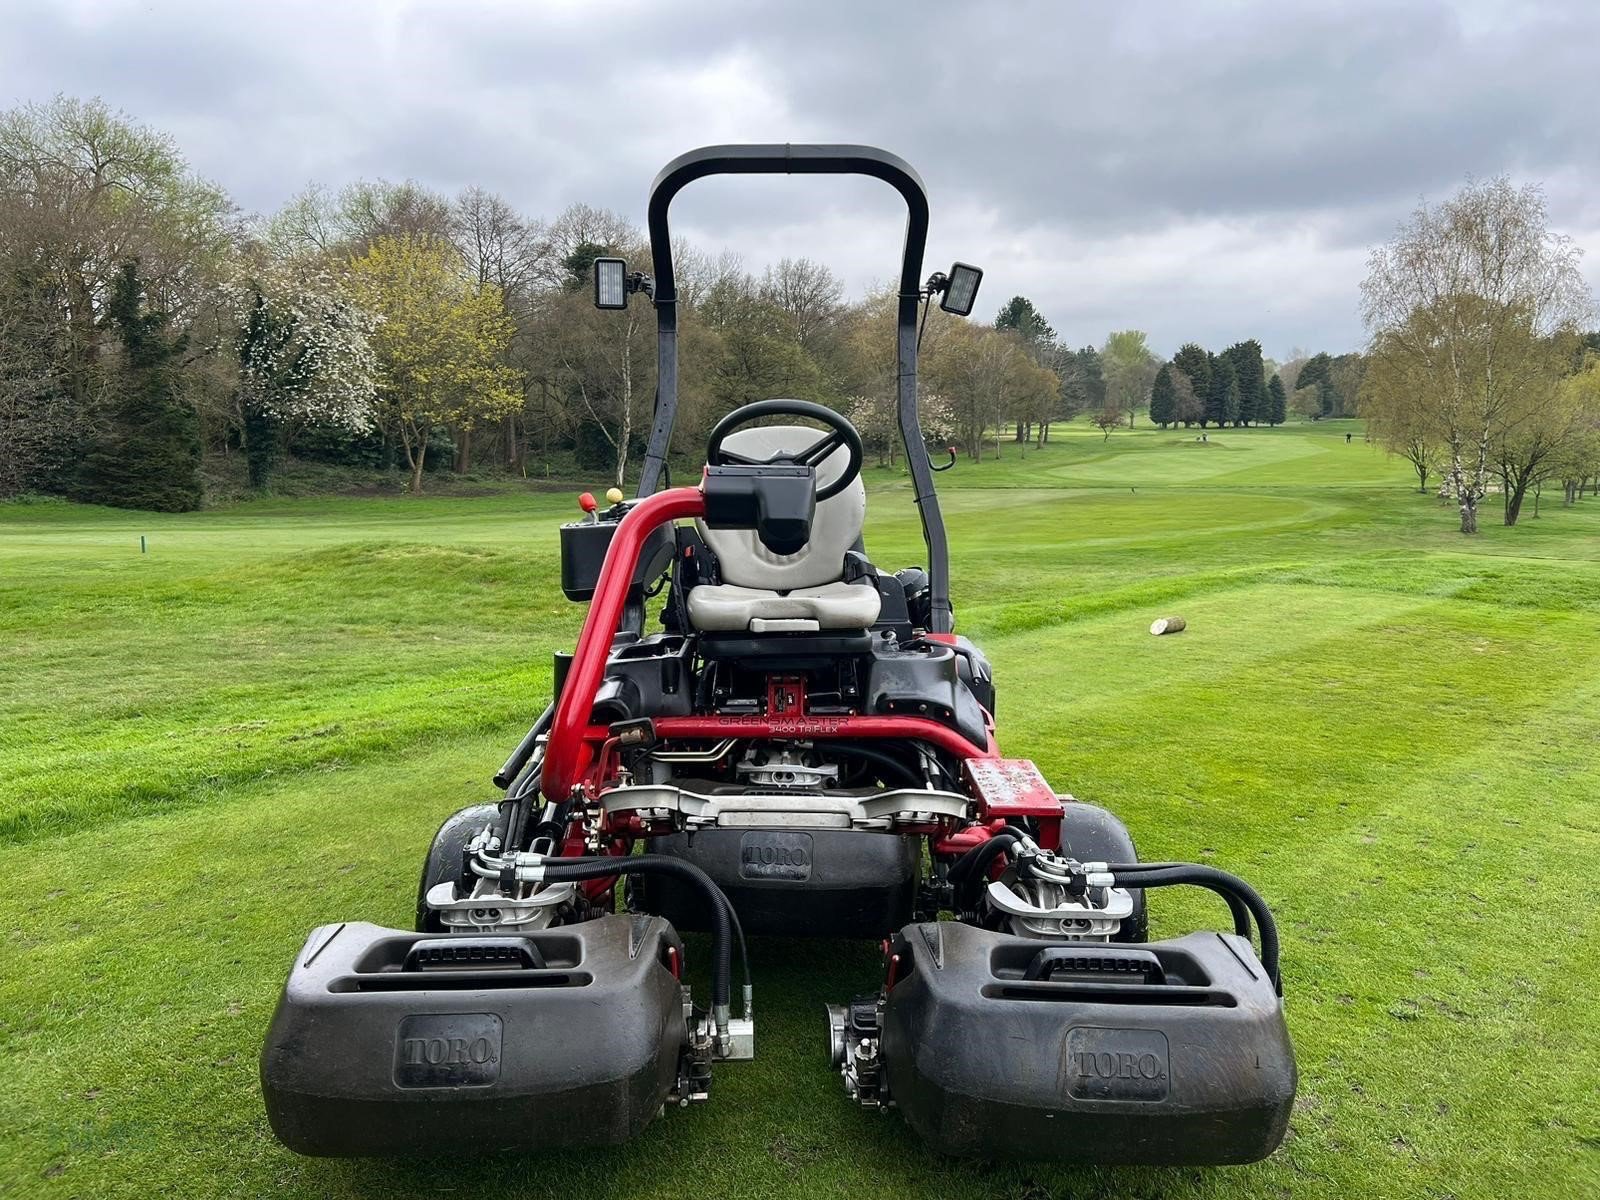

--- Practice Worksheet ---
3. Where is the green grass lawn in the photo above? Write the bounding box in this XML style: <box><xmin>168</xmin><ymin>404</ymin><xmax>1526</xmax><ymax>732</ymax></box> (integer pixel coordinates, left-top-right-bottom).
<box><xmin>3</xmin><ymin>420</ymin><xmax>1598</xmax><ymax>1199</ymax></box>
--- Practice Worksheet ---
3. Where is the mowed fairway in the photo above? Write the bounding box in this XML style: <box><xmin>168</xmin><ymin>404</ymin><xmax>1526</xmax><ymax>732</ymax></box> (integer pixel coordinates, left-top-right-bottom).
<box><xmin>2</xmin><ymin>421</ymin><xmax>1597</xmax><ymax>1200</ymax></box>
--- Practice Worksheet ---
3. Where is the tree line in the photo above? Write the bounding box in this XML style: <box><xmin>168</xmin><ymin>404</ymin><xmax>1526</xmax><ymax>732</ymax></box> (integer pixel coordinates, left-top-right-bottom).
<box><xmin>2</xmin><ymin>97</ymin><xmax>1320</xmax><ymax>510</ymax></box>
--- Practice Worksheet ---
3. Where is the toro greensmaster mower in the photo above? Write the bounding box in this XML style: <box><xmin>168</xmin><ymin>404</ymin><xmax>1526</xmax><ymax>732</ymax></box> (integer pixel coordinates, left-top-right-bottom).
<box><xmin>261</xmin><ymin>145</ymin><xmax>1295</xmax><ymax>1164</ymax></box>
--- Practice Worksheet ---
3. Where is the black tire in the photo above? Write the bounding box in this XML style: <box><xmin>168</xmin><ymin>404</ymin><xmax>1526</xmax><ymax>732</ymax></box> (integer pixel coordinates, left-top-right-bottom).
<box><xmin>1056</xmin><ymin>802</ymin><xmax>1148</xmax><ymax>943</ymax></box>
<box><xmin>415</xmin><ymin>802</ymin><xmax>501</xmax><ymax>932</ymax></box>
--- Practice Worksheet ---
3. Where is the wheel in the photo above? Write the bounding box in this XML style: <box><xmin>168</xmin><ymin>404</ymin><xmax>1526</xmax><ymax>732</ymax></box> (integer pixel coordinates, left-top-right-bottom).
<box><xmin>705</xmin><ymin>398</ymin><xmax>864</xmax><ymax>500</ymax></box>
<box><xmin>1056</xmin><ymin>802</ymin><xmax>1148</xmax><ymax>943</ymax></box>
<box><xmin>415</xmin><ymin>802</ymin><xmax>501</xmax><ymax>932</ymax></box>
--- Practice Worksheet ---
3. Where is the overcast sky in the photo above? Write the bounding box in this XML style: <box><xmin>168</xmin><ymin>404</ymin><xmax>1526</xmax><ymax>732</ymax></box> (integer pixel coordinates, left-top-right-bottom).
<box><xmin>5</xmin><ymin>0</ymin><xmax>1598</xmax><ymax>359</ymax></box>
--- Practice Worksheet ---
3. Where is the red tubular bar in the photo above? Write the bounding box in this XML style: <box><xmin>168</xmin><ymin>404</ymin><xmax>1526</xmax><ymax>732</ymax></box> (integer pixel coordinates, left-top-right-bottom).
<box><xmin>639</xmin><ymin>716</ymin><xmax>994</xmax><ymax>762</ymax></box>
<box><xmin>542</xmin><ymin>487</ymin><xmax>708</xmax><ymax>799</ymax></box>
<box><xmin>542</xmin><ymin>483</ymin><xmax>1000</xmax><ymax>799</ymax></box>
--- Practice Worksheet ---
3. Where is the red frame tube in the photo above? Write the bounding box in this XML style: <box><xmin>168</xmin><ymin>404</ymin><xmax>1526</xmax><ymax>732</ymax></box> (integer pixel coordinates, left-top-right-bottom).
<box><xmin>640</xmin><ymin>716</ymin><xmax>994</xmax><ymax>762</ymax></box>
<box><xmin>542</xmin><ymin>483</ymin><xmax>1000</xmax><ymax>801</ymax></box>
<box><xmin>543</xmin><ymin>487</ymin><xmax>707</xmax><ymax>799</ymax></box>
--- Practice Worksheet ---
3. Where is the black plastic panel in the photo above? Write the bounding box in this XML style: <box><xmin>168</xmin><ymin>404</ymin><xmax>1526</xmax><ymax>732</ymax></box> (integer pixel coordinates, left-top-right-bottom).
<box><xmin>260</xmin><ymin>915</ymin><xmax>687</xmax><ymax>1156</ymax></box>
<box><xmin>560</xmin><ymin>518</ymin><xmax>675</xmax><ymax>602</ymax></box>
<box><xmin>639</xmin><ymin>828</ymin><xmax>919</xmax><ymax>938</ymax></box>
<box><xmin>878</xmin><ymin>923</ymin><xmax>1296</xmax><ymax>1163</ymax></box>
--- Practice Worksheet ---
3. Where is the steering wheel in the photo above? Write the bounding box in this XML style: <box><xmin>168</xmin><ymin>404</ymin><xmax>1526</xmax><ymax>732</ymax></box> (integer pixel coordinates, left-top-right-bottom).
<box><xmin>705</xmin><ymin>399</ymin><xmax>864</xmax><ymax>502</ymax></box>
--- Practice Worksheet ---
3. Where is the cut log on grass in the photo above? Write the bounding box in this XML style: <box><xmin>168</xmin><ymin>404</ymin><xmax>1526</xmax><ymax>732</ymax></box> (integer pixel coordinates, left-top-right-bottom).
<box><xmin>1150</xmin><ymin>616</ymin><xmax>1187</xmax><ymax>636</ymax></box>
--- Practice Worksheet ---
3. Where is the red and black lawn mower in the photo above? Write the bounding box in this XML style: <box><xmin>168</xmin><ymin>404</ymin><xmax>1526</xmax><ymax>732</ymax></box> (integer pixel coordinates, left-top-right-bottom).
<box><xmin>261</xmin><ymin>145</ymin><xmax>1295</xmax><ymax>1164</ymax></box>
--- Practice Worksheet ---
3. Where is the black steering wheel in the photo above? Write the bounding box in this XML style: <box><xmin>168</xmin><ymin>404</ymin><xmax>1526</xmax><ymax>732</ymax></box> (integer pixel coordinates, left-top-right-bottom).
<box><xmin>705</xmin><ymin>399</ymin><xmax>864</xmax><ymax>502</ymax></box>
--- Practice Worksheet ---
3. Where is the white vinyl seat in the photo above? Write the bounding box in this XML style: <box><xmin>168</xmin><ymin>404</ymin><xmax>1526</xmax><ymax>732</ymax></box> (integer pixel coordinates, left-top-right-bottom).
<box><xmin>688</xmin><ymin>419</ymin><xmax>881</xmax><ymax>633</ymax></box>
<box><xmin>687</xmin><ymin>580</ymin><xmax>881</xmax><ymax>632</ymax></box>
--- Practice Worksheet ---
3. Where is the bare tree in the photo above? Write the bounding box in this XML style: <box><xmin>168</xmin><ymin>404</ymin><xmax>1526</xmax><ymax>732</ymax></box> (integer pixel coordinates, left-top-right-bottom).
<box><xmin>760</xmin><ymin>257</ymin><xmax>844</xmax><ymax>347</ymax></box>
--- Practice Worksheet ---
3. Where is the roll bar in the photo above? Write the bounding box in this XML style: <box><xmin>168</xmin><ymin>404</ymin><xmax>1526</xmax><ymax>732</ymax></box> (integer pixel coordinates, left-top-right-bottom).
<box><xmin>635</xmin><ymin>144</ymin><xmax>953</xmax><ymax>635</ymax></box>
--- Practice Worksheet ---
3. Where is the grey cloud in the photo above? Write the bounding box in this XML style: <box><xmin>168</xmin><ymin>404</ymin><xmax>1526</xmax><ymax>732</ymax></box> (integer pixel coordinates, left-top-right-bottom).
<box><xmin>2</xmin><ymin>0</ymin><xmax>1596</xmax><ymax>356</ymax></box>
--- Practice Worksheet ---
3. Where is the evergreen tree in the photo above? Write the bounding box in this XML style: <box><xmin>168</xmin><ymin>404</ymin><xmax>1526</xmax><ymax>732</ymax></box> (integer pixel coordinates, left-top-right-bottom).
<box><xmin>1148</xmin><ymin>363</ymin><xmax>1178</xmax><ymax>427</ymax></box>
<box><xmin>1061</xmin><ymin>345</ymin><xmax>1106</xmax><ymax>412</ymax></box>
<box><xmin>1206</xmin><ymin>355</ymin><xmax>1239</xmax><ymax>428</ymax></box>
<box><xmin>994</xmin><ymin>295</ymin><xmax>1055</xmax><ymax>345</ymax></box>
<box><xmin>77</xmin><ymin>261</ymin><xmax>202</xmax><ymax>511</ymax></box>
<box><xmin>1267</xmin><ymin>373</ymin><xmax>1288</xmax><ymax>425</ymax></box>
<box><xmin>1223</xmin><ymin>339</ymin><xmax>1265</xmax><ymax>425</ymax></box>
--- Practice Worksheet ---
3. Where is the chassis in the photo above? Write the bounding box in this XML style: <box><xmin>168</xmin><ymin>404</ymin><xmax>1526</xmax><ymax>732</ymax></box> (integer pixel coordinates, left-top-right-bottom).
<box><xmin>261</xmin><ymin>145</ymin><xmax>1295</xmax><ymax>1164</ymax></box>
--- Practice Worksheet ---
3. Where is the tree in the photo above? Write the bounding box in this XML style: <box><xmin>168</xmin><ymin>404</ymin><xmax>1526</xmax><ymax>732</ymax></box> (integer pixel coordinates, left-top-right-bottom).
<box><xmin>1295</xmin><ymin>352</ymin><xmax>1336</xmax><ymax>417</ymax></box>
<box><xmin>925</xmin><ymin>320</ymin><xmax>1056</xmax><ymax>461</ymax></box>
<box><xmin>1328</xmin><ymin>352</ymin><xmax>1367</xmax><ymax>417</ymax></box>
<box><xmin>1059</xmin><ymin>345</ymin><xmax>1106</xmax><ymax>423</ymax></box>
<box><xmin>1221</xmin><ymin>339</ymin><xmax>1266</xmax><ymax>425</ymax></box>
<box><xmin>1551</xmin><ymin>360</ymin><xmax>1600</xmax><ymax>506</ymax></box>
<box><xmin>347</xmin><ymin>235</ymin><xmax>520</xmax><ymax>492</ymax></box>
<box><xmin>1290</xmin><ymin>383</ymin><xmax>1323</xmax><ymax>420</ymax></box>
<box><xmin>1148</xmin><ymin>363</ymin><xmax>1178</xmax><ymax>427</ymax></box>
<box><xmin>230</xmin><ymin>261</ymin><xmax>379</xmax><ymax>488</ymax></box>
<box><xmin>1361</xmin><ymin>177</ymin><xmax>1592</xmax><ymax>532</ymax></box>
<box><xmin>995</xmin><ymin>296</ymin><xmax>1055</xmax><ymax>345</ymax></box>
<box><xmin>1266</xmin><ymin>373</ymin><xmax>1287</xmax><ymax>426</ymax></box>
<box><xmin>1360</xmin><ymin>335</ymin><xmax>1445</xmax><ymax>493</ymax></box>
<box><xmin>0</xmin><ymin>95</ymin><xmax>233</xmax><ymax>484</ymax></box>
<box><xmin>0</xmin><ymin>265</ymin><xmax>79</xmax><ymax>495</ymax></box>
<box><xmin>77</xmin><ymin>261</ymin><xmax>201</xmax><ymax>510</ymax></box>
<box><xmin>1205</xmin><ymin>355</ymin><xmax>1239</xmax><ymax>428</ymax></box>
<box><xmin>761</xmin><ymin>257</ymin><xmax>845</xmax><ymax>349</ymax></box>
<box><xmin>996</xmin><ymin>296</ymin><xmax>1059</xmax><ymax>441</ymax></box>
<box><xmin>1493</xmin><ymin>351</ymin><xmax>1593</xmax><ymax>524</ymax></box>
<box><xmin>1171</xmin><ymin>368</ymin><xmax>1205</xmax><ymax>426</ymax></box>
<box><xmin>1277</xmin><ymin>348</ymin><xmax>1309</xmax><ymax>394</ymax></box>
<box><xmin>1102</xmin><ymin>329</ymin><xmax>1159</xmax><ymax>428</ymax></box>
<box><xmin>1172</xmin><ymin>343</ymin><xmax>1211</xmax><ymax>423</ymax></box>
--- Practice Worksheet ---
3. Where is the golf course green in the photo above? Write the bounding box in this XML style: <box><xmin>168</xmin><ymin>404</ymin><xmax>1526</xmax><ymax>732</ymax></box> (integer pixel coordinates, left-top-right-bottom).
<box><xmin>2</xmin><ymin>420</ymin><xmax>1596</xmax><ymax>1199</ymax></box>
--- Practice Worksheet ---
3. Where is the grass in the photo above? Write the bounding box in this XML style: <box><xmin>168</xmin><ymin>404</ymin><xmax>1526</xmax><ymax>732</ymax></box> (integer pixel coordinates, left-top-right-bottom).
<box><xmin>2</xmin><ymin>418</ymin><xmax>1598</xmax><ymax>1199</ymax></box>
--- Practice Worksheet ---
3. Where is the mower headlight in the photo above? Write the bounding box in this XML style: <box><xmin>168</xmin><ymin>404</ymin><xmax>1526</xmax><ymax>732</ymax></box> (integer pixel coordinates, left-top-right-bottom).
<box><xmin>594</xmin><ymin>257</ymin><xmax>628</xmax><ymax>309</ymax></box>
<box><xmin>939</xmin><ymin>261</ymin><xmax>984</xmax><ymax>316</ymax></box>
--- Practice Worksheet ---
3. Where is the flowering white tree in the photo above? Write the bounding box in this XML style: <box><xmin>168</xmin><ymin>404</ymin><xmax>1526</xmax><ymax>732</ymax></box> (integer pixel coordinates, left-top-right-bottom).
<box><xmin>848</xmin><ymin>390</ymin><xmax>956</xmax><ymax>468</ymax></box>
<box><xmin>228</xmin><ymin>262</ymin><xmax>379</xmax><ymax>486</ymax></box>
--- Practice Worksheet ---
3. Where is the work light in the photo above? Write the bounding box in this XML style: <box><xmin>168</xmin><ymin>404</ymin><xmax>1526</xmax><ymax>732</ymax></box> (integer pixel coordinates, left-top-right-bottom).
<box><xmin>939</xmin><ymin>262</ymin><xmax>984</xmax><ymax>316</ymax></box>
<box><xmin>594</xmin><ymin>257</ymin><xmax>628</xmax><ymax>309</ymax></box>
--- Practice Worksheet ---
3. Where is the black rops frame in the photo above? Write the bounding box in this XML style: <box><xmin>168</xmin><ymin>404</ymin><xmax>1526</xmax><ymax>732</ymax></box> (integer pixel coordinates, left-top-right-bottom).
<box><xmin>636</xmin><ymin>144</ymin><xmax>954</xmax><ymax>635</ymax></box>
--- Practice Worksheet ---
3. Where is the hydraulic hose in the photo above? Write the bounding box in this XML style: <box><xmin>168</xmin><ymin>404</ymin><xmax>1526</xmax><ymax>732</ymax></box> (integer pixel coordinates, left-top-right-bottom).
<box><xmin>1103</xmin><ymin>863</ymin><xmax>1281</xmax><ymax>993</ymax></box>
<box><xmin>517</xmin><ymin>854</ymin><xmax>752</xmax><ymax>1043</ymax></box>
<box><xmin>946</xmin><ymin>829</ymin><xmax>1023</xmax><ymax>907</ymax></box>
<box><xmin>828</xmin><ymin>741</ymin><xmax>923</xmax><ymax>788</ymax></box>
<box><xmin>946</xmin><ymin>839</ymin><xmax>1275</xmax><ymax>989</ymax></box>
<box><xmin>494</xmin><ymin>702</ymin><xmax>555</xmax><ymax>789</ymax></box>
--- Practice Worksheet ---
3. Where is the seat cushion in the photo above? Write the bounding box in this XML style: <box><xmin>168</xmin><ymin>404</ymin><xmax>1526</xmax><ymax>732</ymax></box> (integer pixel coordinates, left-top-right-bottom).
<box><xmin>696</xmin><ymin>421</ymin><xmax>866</xmax><ymax>591</ymax></box>
<box><xmin>687</xmin><ymin>580</ymin><xmax>882</xmax><ymax>632</ymax></box>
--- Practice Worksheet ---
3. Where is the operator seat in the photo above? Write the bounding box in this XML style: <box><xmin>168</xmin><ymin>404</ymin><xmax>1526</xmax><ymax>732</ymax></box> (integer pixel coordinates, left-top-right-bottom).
<box><xmin>687</xmin><ymin>423</ymin><xmax>882</xmax><ymax>633</ymax></box>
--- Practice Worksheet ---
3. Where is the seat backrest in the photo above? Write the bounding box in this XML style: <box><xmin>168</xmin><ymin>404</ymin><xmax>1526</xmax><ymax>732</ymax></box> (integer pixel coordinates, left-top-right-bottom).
<box><xmin>696</xmin><ymin>420</ymin><xmax>866</xmax><ymax>590</ymax></box>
